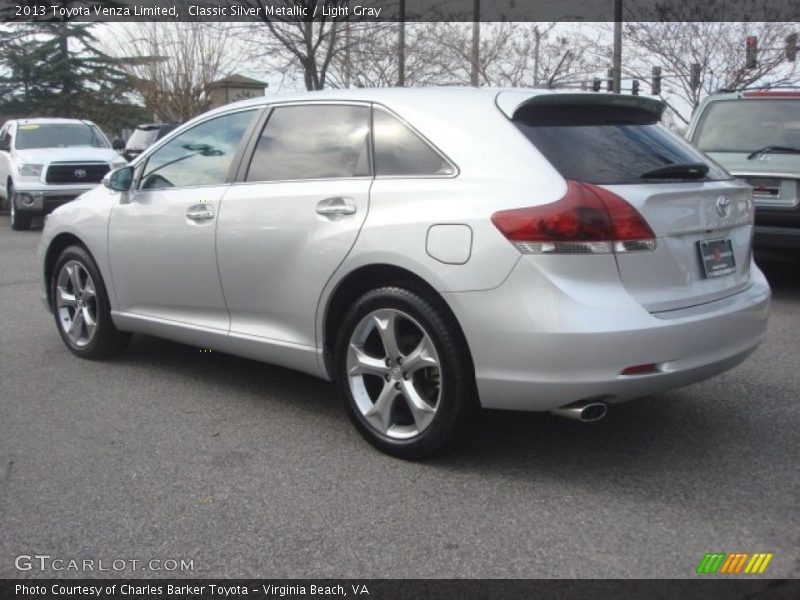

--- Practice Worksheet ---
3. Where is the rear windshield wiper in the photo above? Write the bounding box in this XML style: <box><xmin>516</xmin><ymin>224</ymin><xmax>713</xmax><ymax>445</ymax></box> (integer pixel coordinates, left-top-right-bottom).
<box><xmin>639</xmin><ymin>163</ymin><xmax>709</xmax><ymax>180</ymax></box>
<box><xmin>747</xmin><ymin>145</ymin><xmax>800</xmax><ymax>160</ymax></box>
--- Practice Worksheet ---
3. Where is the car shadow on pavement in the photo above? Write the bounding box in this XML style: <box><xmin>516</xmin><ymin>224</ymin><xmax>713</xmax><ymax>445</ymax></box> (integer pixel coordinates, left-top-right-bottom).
<box><xmin>111</xmin><ymin>333</ymin><xmax>779</xmax><ymax>500</ymax></box>
<box><xmin>756</xmin><ymin>250</ymin><xmax>800</xmax><ymax>300</ymax></box>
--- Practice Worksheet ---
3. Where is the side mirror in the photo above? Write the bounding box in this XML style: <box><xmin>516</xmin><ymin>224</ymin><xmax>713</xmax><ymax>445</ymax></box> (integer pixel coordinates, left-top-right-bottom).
<box><xmin>103</xmin><ymin>166</ymin><xmax>134</xmax><ymax>192</ymax></box>
<box><xmin>112</xmin><ymin>138</ymin><xmax>126</xmax><ymax>152</ymax></box>
<box><xmin>0</xmin><ymin>138</ymin><xmax>10</xmax><ymax>152</ymax></box>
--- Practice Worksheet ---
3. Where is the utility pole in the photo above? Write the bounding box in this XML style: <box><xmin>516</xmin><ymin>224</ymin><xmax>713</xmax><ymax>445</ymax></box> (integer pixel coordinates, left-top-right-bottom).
<box><xmin>612</xmin><ymin>0</ymin><xmax>622</xmax><ymax>93</ymax></box>
<box><xmin>397</xmin><ymin>0</ymin><xmax>406</xmax><ymax>86</ymax></box>
<box><xmin>471</xmin><ymin>0</ymin><xmax>480</xmax><ymax>87</ymax></box>
<box><xmin>344</xmin><ymin>20</ymin><xmax>352</xmax><ymax>88</ymax></box>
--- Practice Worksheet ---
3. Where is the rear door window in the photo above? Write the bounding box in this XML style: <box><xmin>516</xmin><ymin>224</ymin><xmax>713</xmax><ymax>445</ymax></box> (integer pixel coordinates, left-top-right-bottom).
<box><xmin>246</xmin><ymin>104</ymin><xmax>370</xmax><ymax>182</ymax></box>
<box><xmin>514</xmin><ymin>105</ymin><xmax>729</xmax><ymax>184</ymax></box>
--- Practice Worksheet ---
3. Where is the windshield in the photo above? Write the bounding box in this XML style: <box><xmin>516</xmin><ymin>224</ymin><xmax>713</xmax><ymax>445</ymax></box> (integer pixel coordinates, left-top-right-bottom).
<box><xmin>15</xmin><ymin>123</ymin><xmax>110</xmax><ymax>150</ymax></box>
<box><xmin>693</xmin><ymin>99</ymin><xmax>800</xmax><ymax>153</ymax></box>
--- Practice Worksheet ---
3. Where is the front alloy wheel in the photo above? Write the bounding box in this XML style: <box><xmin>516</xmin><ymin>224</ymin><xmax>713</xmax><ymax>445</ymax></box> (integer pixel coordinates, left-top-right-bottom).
<box><xmin>55</xmin><ymin>260</ymin><xmax>99</xmax><ymax>348</ymax></box>
<box><xmin>51</xmin><ymin>245</ymin><xmax>130</xmax><ymax>359</ymax></box>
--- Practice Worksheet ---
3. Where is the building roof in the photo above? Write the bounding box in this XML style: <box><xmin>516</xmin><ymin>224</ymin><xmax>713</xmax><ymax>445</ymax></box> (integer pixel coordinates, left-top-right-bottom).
<box><xmin>210</xmin><ymin>74</ymin><xmax>268</xmax><ymax>88</ymax></box>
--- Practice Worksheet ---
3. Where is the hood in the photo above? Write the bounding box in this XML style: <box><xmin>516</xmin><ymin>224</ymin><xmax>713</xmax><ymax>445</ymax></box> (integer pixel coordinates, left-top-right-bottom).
<box><xmin>13</xmin><ymin>146</ymin><xmax>119</xmax><ymax>165</ymax></box>
<box><xmin>706</xmin><ymin>151</ymin><xmax>800</xmax><ymax>177</ymax></box>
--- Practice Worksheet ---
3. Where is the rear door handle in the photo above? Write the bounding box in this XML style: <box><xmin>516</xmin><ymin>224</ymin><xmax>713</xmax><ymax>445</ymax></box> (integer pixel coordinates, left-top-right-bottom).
<box><xmin>316</xmin><ymin>197</ymin><xmax>357</xmax><ymax>218</ymax></box>
<box><xmin>186</xmin><ymin>204</ymin><xmax>215</xmax><ymax>221</ymax></box>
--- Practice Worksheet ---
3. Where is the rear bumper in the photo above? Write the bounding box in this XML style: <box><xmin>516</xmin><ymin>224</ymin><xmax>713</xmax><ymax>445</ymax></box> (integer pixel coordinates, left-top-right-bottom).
<box><xmin>754</xmin><ymin>225</ymin><xmax>800</xmax><ymax>250</ymax></box>
<box><xmin>445</xmin><ymin>257</ymin><xmax>770</xmax><ymax>412</ymax></box>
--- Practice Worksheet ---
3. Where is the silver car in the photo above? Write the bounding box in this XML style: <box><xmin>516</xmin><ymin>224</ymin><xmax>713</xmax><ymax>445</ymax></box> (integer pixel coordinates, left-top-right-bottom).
<box><xmin>38</xmin><ymin>88</ymin><xmax>770</xmax><ymax>458</ymax></box>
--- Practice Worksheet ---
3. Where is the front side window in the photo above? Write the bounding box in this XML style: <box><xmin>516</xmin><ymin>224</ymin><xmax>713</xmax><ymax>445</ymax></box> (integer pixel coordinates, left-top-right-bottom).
<box><xmin>14</xmin><ymin>123</ymin><xmax>109</xmax><ymax>150</ymax></box>
<box><xmin>246</xmin><ymin>104</ymin><xmax>370</xmax><ymax>182</ymax></box>
<box><xmin>140</xmin><ymin>110</ymin><xmax>256</xmax><ymax>190</ymax></box>
<box><xmin>373</xmin><ymin>109</ymin><xmax>455</xmax><ymax>177</ymax></box>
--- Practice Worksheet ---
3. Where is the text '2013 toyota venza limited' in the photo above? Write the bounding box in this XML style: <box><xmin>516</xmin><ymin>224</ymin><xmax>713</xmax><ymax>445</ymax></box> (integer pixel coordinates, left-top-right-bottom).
<box><xmin>39</xmin><ymin>88</ymin><xmax>770</xmax><ymax>458</ymax></box>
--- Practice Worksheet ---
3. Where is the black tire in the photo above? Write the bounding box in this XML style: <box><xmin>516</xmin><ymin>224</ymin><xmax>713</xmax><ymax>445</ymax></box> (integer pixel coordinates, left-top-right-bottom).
<box><xmin>335</xmin><ymin>285</ymin><xmax>477</xmax><ymax>459</ymax></box>
<box><xmin>50</xmin><ymin>245</ymin><xmax>130</xmax><ymax>359</ymax></box>
<box><xmin>9</xmin><ymin>183</ymin><xmax>32</xmax><ymax>231</ymax></box>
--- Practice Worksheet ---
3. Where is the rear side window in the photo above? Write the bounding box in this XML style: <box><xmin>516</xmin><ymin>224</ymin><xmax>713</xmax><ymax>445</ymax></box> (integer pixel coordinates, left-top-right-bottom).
<box><xmin>246</xmin><ymin>104</ymin><xmax>370</xmax><ymax>182</ymax></box>
<box><xmin>515</xmin><ymin>105</ymin><xmax>729</xmax><ymax>185</ymax></box>
<box><xmin>373</xmin><ymin>109</ymin><xmax>455</xmax><ymax>177</ymax></box>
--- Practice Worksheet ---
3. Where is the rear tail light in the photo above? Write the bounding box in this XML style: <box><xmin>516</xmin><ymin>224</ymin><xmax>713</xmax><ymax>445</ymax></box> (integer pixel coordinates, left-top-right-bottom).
<box><xmin>491</xmin><ymin>180</ymin><xmax>657</xmax><ymax>255</ymax></box>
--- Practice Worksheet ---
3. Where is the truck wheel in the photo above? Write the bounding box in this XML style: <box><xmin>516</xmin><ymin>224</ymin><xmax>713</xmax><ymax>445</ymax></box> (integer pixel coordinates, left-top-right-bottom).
<box><xmin>9</xmin><ymin>184</ymin><xmax>32</xmax><ymax>231</ymax></box>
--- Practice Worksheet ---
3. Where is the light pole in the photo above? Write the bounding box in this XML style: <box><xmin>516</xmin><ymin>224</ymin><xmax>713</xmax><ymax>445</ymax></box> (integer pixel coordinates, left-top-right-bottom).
<box><xmin>471</xmin><ymin>0</ymin><xmax>480</xmax><ymax>87</ymax></box>
<box><xmin>612</xmin><ymin>0</ymin><xmax>623</xmax><ymax>93</ymax></box>
<box><xmin>397</xmin><ymin>0</ymin><xmax>406</xmax><ymax>86</ymax></box>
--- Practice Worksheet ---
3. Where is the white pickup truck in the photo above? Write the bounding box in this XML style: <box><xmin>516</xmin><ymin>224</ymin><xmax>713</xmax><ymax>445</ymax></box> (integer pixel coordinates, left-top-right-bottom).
<box><xmin>0</xmin><ymin>118</ymin><xmax>127</xmax><ymax>230</ymax></box>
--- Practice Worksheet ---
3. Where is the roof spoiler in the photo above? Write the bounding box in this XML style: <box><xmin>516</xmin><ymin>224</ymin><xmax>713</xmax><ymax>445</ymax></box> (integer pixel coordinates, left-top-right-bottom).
<box><xmin>497</xmin><ymin>91</ymin><xmax>666</xmax><ymax>123</ymax></box>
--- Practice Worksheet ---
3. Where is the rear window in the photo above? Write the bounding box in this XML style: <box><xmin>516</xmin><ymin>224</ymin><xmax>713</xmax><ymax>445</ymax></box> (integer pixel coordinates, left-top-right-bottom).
<box><xmin>515</xmin><ymin>105</ymin><xmax>729</xmax><ymax>185</ymax></box>
<box><xmin>693</xmin><ymin>99</ymin><xmax>800</xmax><ymax>152</ymax></box>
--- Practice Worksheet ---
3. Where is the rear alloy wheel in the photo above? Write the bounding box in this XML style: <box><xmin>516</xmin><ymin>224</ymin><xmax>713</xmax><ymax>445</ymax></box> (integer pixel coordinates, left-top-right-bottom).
<box><xmin>336</xmin><ymin>286</ymin><xmax>476</xmax><ymax>459</ymax></box>
<box><xmin>9</xmin><ymin>183</ymin><xmax>32</xmax><ymax>231</ymax></box>
<box><xmin>51</xmin><ymin>245</ymin><xmax>130</xmax><ymax>359</ymax></box>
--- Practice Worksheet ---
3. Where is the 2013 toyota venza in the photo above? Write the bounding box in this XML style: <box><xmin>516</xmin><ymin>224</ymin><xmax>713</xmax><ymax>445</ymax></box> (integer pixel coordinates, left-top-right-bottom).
<box><xmin>38</xmin><ymin>88</ymin><xmax>771</xmax><ymax>458</ymax></box>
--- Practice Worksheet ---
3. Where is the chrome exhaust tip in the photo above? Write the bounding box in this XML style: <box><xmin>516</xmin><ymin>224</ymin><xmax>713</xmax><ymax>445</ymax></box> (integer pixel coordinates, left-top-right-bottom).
<box><xmin>551</xmin><ymin>399</ymin><xmax>608</xmax><ymax>422</ymax></box>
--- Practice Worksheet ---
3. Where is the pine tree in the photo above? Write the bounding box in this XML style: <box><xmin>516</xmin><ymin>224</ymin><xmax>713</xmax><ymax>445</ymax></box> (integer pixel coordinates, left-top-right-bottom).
<box><xmin>0</xmin><ymin>22</ymin><xmax>146</xmax><ymax>132</ymax></box>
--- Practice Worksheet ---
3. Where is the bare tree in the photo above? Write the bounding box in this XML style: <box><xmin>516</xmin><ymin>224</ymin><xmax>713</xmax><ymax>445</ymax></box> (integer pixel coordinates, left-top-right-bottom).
<box><xmin>326</xmin><ymin>23</ymin><xmax>452</xmax><ymax>88</ymax></box>
<box><xmin>113</xmin><ymin>23</ymin><xmax>238</xmax><ymax>122</ymax></box>
<box><xmin>233</xmin><ymin>0</ymin><xmax>369</xmax><ymax>91</ymax></box>
<box><xmin>424</xmin><ymin>22</ymin><xmax>604</xmax><ymax>88</ymax></box>
<box><xmin>622</xmin><ymin>16</ymin><xmax>798</xmax><ymax>123</ymax></box>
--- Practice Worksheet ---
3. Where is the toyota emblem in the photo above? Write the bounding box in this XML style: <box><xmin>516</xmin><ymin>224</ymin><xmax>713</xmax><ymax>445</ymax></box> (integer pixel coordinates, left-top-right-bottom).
<box><xmin>715</xmin><ymin>194</ymin><xmax>731</xmax><ymax>218</ymax></box>
<box><xmin>74</xmin><ymin>169</ymin><xmax>87</xmax><ymax>179</ymax></box>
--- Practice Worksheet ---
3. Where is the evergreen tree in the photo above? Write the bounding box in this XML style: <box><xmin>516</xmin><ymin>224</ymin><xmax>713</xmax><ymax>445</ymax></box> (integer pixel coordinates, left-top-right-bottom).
<box><xmin>0</xmin><ymin>22</ymin><xmax>146</xmax><ymax>132</ymax></box>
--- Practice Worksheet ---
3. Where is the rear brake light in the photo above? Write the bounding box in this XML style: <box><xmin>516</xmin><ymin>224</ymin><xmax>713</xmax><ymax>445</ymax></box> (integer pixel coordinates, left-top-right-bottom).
<box><xmin>491</xmin><ymin>180</ymin><xmax>657</xmax><ymax>255</ymax></box>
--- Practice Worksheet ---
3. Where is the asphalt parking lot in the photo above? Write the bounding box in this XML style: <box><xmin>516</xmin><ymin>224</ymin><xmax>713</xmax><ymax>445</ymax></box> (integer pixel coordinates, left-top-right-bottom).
<box><xmin>0</xmin><ymin>216</ymin><xmax>798</xmax><ymax>579</ymax></box>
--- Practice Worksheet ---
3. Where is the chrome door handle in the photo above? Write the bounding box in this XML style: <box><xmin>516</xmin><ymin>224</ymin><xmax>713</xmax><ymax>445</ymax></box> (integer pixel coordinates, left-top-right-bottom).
<box><xmin>316</xmin><ymin>197</ymin><xmax>357</xmax><ymax>218</ymax></box>
<box><xmin>186</xmin><ymin>204</ymin><xmax>215</xmax><ymax>221</ymax></box>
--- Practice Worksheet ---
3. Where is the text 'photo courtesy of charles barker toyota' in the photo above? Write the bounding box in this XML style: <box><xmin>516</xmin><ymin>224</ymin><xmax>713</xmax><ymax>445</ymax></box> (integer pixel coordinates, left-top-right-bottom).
<box><xmin>14</xmin><ymin>583</ymin><xmax>369</xmax><ymax>597</ymax></box>
<box><xmin>0</xmin><ymin>0</ymin><xmax>799</xmax><ymax>598</ymax></box>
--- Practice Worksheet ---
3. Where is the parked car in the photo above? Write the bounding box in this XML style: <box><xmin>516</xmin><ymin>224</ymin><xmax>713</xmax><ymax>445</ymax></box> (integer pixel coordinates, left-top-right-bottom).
<box><xmin>0</xmin><ymin>118</ymin><xmax>127</xmax><ymax>230</ymax></box>
<box><xmin>38</xmin><ymin>88</ymin><xmax>770</xmax><ymax>458</ymax></box>
<box><xmin>122</xmin><ymin>122</ymin><xmax>179</xmax><ymax>162</ymax></box>
<box><xmin>687</xmin><ymin>88</ymin><xmax>800</xmax><ymax>251</ymax></box>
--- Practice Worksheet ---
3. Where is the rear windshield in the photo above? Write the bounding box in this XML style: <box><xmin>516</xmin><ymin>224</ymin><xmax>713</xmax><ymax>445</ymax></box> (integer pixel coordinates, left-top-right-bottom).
<box><xmin>515</xmin><ymin>106</ymin><xmax>729</xmax><ymax>185</ymax></box>
<box><xmin>693</xmin><ymin>99</ymin><xmax>800</xmax><ymax>152</ymax></box>
<box><xmin>15</xmin><ymin>123</ymin><xmax>109</xmax><ymax>150</ymax></box>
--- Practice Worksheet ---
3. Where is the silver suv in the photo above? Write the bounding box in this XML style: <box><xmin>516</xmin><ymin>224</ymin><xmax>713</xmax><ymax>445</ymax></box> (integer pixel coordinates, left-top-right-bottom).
<box><xmin>38</xmin><ymin>88</ymin><xmax>770</xmax><ymax>458</ymax></box>
<box><xmin>687</xmin><ymin>88</ymin><xmax>800</xmax><ymax>250</ymax></box>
